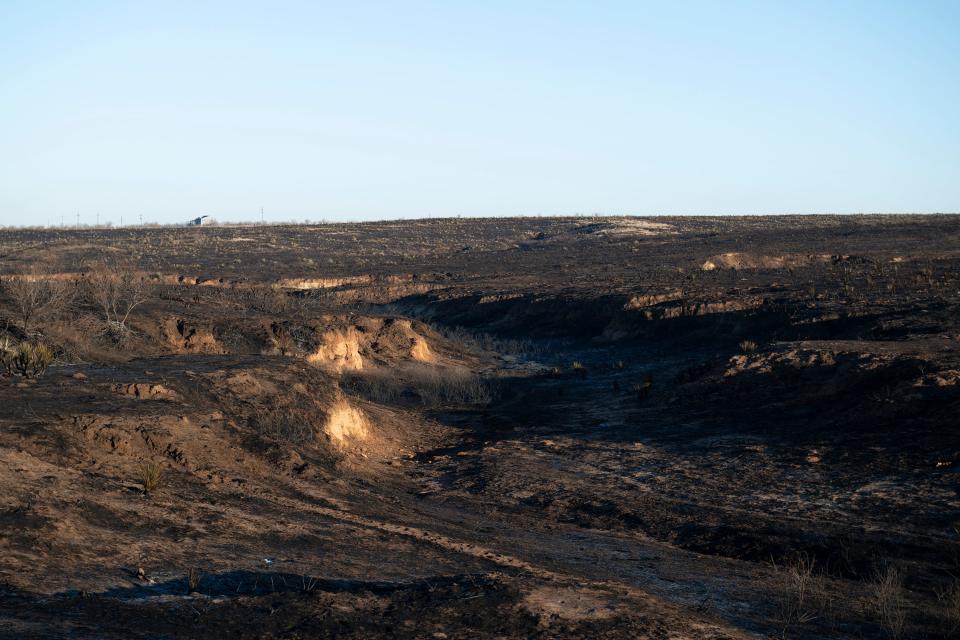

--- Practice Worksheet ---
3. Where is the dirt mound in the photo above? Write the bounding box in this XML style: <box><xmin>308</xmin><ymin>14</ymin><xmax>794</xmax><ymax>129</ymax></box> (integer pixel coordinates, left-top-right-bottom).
<box><xmin>623</xmin><ymin>290</ymin><xmax>683</xmax><ymax>309</ymax></box>
<box><xmin>323</xmin><ymin>400</ymin><xmax>371</xmax><ymax>448</ymax></box>
<box><xmin>304</xmin><ymin>317</ymin><xmax>441</xmax><ymax>371</ymax></box>
<box><xmin>221</xmin><ymin>370</ymin><xmax>279</xmax><ymax>396</ymax></box>
<box><xmin>110</xmin><ymin>383</ymin><xmax>178</xmax><ymax>400</ymax></box>
<box><xmin>276</xmin><ymin>275</ymin><xmax>372</xmax><ymax>289</ymax></box>
<box><xmin>915</xmin><ymin>368</ymin><xmax>960</xmax><ymax>387</ymax></box>
<box><xmin>161</xmin><ymin>318</ymin><xmax>225</xmax><ymax>354</ymax></box>
<box><xmin>307</xmin><ymin>328</ymin><xmax>365</xmax><ymax>371</ymax></box>
<box><xmin>571</xmin><ymin>219</ymin><xmax>675</xmax><ymax>237</ymax></box>
<box><xmin>701</xmin><ymin>252</ymin><xmax>839</xmax><ymax>270</ymax></box>
<box><xmin>393</xmin><ymin>319</ymin><xmax>436</xmax><ymax>363</ymax></box>
<box><xmin>200</xmin><ymin>360</ymin><xmax>390</xmax><ymax>460</ymax></box>
<box><xmin>522</xmin><ymin>585</ymin><xmax>628</xmax><ymax>622</ymax></box>
<box><xmin>328</xmin><ymin>282</ymin><xmax>441</xmax><ymax>305</ymax></box>
<box><xmin>525</xmin><ymin>219</ymin><xmax>675</xmax><ymax>247</ymax></box>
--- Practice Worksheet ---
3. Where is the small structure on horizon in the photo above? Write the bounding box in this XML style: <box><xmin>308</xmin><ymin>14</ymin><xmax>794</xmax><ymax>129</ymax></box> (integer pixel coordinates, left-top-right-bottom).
<box><xmin>187</xmin><ymin>215</ymin><xmax>209</xmax><ymax>226</ymax></box>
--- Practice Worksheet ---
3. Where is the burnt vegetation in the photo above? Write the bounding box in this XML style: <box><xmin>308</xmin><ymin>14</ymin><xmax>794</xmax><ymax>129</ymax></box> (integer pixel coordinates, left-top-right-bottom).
<box><xmin>0</xmin><ymin>215</ymin><xmax>958</xmax><ymax>639</ymax></box>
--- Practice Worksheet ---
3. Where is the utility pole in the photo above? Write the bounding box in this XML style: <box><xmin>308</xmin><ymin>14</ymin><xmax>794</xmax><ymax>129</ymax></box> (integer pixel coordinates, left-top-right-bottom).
<box><xmin>261</xmin><ymin>206</ymin><xmax>264</xmax><ymax>224</ymax></box>
<box><xmin>76</xmin><ymin>211</ymin><xmax>79</xmax><ymax>229</ymax></box>
<box><xmin>139</xmin><ymin>213</ymin><xmax>143</xmax><ymax>227</ymax></box>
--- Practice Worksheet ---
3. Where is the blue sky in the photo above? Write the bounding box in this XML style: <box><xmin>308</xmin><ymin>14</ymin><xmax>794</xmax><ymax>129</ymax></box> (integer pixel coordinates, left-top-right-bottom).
<box><xmin>1</xmin><ymin>1</ymin><xmax>958</xmax><ymax>225</ymax></box>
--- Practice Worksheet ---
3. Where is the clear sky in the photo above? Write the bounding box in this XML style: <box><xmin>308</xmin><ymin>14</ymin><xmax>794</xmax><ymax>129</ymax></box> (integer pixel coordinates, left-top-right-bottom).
<box><xmin>1</xmin><ymin>1</ymin><xmax>958</xmax><ymax>226</ymax></box>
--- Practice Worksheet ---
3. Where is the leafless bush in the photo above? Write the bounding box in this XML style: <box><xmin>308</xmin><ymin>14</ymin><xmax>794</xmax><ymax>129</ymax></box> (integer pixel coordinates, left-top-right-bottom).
<box><xmin>86</xmin><ymin>266</ymin><xmax>148</xmax><ymax>338</ymax></box>
<box><xmin>1</xmin><ymin>274</ymin><xmax>73</xmax><ymax>334</ymax></box>
<box><xmin>872</xmin><ymin>565</ymin><xmax>907</xmax><ymax>639</ymax></box>
<box><xmin>271</xmin><ymin>326</ymin><xmax>295</xmax><ymax>356</ymax></box>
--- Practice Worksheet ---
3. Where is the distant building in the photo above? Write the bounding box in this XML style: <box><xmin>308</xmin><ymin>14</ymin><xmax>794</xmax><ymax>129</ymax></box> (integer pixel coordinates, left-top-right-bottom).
<box><xmin>187</xmin><ymin>215</ymin><xmax>209</xmax><ymax>226</ymax></box>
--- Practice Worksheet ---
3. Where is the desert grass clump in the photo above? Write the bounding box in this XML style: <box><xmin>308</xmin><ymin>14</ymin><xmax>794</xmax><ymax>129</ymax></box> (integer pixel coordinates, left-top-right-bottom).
<box><xmin>937</xmin><ymin>579</ymin><xmax>960</xmax><ymax>634</ymax></box>
<box><xmin>187</xmin><ymin>567</ymin><xmax>202</xmax><ymax>593</ymax></box>
<box><xmin>872</xmin><ymin>565</ymin><xmax>907</xmax><ymax>639</ymax></box>
<box><xmin>410</xmin><ymin>365</ymin><xmax>491</xmax><ymax>406</ymax></box>
<box><xmin>427</xmin><ymin>323</ymin><xmax>544</xmax><ymax>359</ymax></box>
<box><xmin>139</xmin><ymin>462</ymin><xmax>164</xmax><ymax>496</ymax></box>
<box><xmin>570</xmin><ymin>361</ymin><xmax>588</xmax><ymax>379</ymax></box>
<box><xmin>771</xmin><ymin>554</ymin><xmax>831</xmax><ymax>636</ymax></box>
<box><xmin>19</xmin><ymin>342</ymin><xmax>54</xmax><ymax>377</ymax></box>
<box><xmin>739</xmin><ymin>339</ymin><xmax>759</xmax><ymax>353</ymax></box>
<box><xmin>346</xmin><ymin>364</ymin><xmax>491</xmax><ymax>408</ymax></box>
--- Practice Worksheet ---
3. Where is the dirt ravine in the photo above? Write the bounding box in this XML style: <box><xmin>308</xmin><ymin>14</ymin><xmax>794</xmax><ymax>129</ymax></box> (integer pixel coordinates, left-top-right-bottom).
<box><xmin>1</xmin><ymin>215</ymin><xmax>958</xmax><ymax>639</ymax></box>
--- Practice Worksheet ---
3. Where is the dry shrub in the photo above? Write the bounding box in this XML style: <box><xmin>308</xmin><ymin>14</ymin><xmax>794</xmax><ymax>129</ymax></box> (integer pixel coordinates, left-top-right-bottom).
<box><xmin>347</xmin><ymin>363</ymin><xmax>491</xmax><ymax>407</ymax></box>
<box><xmin>872</xmin><ymin>565</ymin><xmax>906</xmax><ymax>639</ymax></box>
<box><xmin>251</xmin><ymin>400</ymin><xmax>318</xmax><ymax>444</ymax></box>
<box><xmin>139</xmin><ymin>462</ymin><xmax>164</xmax><ymax>495</ymax></box>
<box><xmin>1</xmin><ymin>273</ymin><xmax>74</xmax><ymax>334</ymax></box>
<box><xmin>43</xmin><ymin>315</ymin><xmax>120</xmax><ymax>363</ymax></box>
<box><xmin>85</xmin><ymin>265</ymin><xmax>148</xmax><ymax>339</ymax></box>
<box><xmin>220</xmin><ymin>285</ymin><xmax>292</xmax><ymax>316</ymax></box>
<box><xmin>187</xmin><ymin>567</ymin><xmax>202</xmax><ymax>593</ymax></box>
<box><xmin>739</xmin><ymin>339</ymin><xmax>759</xmax><ymax>353</ymax></box>
<box><xmin>426</xmin><ymin>322</ymin><xmax>545</xmax><ymax>358</ymax></box>
<box><xmin>772</xmin><ymin>554</ymin><xmax>832</xmax><ymax>637</ymax></box>
<box><xmin>271</xmin><ymin>327</ymin><xmax>295</xmax><ymax>356</ymax></box>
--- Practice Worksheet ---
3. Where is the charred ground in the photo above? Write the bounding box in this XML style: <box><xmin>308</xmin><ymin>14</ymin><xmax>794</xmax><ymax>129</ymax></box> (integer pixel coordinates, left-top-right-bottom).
<box><xmin>0</xmin><ymin>215</ymin><xmax>958</xmax><ymax>639</ymax></box>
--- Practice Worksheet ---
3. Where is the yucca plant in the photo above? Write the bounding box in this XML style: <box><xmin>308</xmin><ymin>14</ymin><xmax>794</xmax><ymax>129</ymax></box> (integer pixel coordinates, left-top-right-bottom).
<box><xmin>9</xmin><ymin>342</ymin><xmax>54</xmax><ymax>378</ymax></box>
<box><xmin>139</xmin><ymin>462</ymin><xmax>164</xmax><ymax>496</ymax></box>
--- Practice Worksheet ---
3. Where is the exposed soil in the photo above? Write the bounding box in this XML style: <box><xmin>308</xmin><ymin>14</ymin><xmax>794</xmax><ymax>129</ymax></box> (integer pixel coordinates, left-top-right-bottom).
<box><xmin>0</xmin><ymin>215</ymin><xmax>958</xmax><ymax>638</ymax></box>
